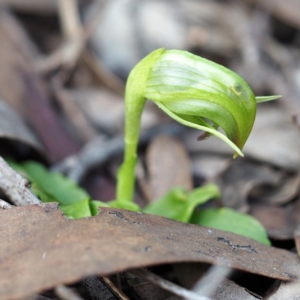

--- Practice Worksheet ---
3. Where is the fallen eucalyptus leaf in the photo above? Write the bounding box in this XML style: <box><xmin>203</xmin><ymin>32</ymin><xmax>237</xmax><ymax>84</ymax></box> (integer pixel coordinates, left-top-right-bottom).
<box><xmin>1</xmin><ymin>204</ymin><xmax>299</xmax><ymax>300</ymax></box>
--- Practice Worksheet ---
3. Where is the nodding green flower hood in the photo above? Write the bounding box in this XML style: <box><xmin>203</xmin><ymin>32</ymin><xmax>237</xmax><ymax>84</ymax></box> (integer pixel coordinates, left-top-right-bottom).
<box><xmin>116</xmin><ymin>48</ymin><xmax>280</xmax><ymax>202</ymax></box>
<box><xmin>144</xmin><ymin>49</ymin><xmax>256</xmax><ymax>156</ymax></box>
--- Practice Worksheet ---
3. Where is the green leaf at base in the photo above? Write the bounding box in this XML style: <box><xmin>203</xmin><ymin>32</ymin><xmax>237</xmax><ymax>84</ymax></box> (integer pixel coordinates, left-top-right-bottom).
<box><xmin>8</xmin><ymin>160</ymin><xmax>92</xmax><ymax>219</ymax></box>
<box><xmin>191</xmin><ymin>208</ymin><xmax>271</xmax><ymax>246</ymax></box>
<box><xmin>143</xmin><ymin>184</ymin><xmax>220</xmax><ymax>222</ymax></box>
<box><xmin>60</xmin><ymin>198</ymin><xmax>92</xmax><ymax>219</ymax></box>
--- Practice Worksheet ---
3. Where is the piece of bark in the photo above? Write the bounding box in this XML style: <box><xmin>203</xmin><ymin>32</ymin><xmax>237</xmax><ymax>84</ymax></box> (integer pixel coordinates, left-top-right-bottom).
<box><xmin>0</xmin><ymin>156</ymin><xmax>40</xmax><ymax>205</ymax></box>
<box><xmin>82</xmin><ymin>276</ymin><xmax>118</xmax><ymax>300</ymax></box>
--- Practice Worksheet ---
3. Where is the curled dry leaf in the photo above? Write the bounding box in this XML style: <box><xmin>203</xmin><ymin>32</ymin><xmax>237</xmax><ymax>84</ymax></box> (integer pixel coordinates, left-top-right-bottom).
<box><xmin>0</xmin><ymin>204</ymin><xmax>300</xmax><ymax>300</ymax></box>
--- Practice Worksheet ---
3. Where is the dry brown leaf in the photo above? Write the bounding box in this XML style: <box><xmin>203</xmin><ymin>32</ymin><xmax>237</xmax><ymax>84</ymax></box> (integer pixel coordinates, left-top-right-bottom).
<box><xmin>251</xmin><ymin>199</ymin><xmax>300</xmax><ymax>240</ymax></box>
<box><xmin>250</xmin><ymin>172</ymin><xmax>300</xmax><ymax>206</ymax></box>
<box><xmin>141</xmin><ymin>134</ymin><xmax>192</xmax><ymax>201</ymax></box>
<box><xmin>213</xmin><ymin>159</ymin><xmax>282</xmax><ymax>212</ymax></box>
<box><xmin>1</xmin><ymin>203</ymin><xmax>300</xmax><ymax>300</ymax></box>
<box><xmin>0</xmin><ymin>100</ymin><xmax>44</xmax><ymax>159</ymax></box>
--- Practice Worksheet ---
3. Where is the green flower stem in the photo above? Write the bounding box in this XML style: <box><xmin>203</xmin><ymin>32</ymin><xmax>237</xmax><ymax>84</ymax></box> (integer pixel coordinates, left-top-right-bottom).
<box><xmin>116</xmin><ymin>49</ymin><xmax>163</xmax><ymax>202</ymax></box>
<box><xmin>116</xmin><ymin>100</ymin><xmax>145</xmax><ymax>202</ymax></box>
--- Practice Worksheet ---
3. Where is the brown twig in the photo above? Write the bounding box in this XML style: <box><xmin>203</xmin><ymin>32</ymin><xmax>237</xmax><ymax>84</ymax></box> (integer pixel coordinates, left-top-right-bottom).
<box><xmin>36</xmin><ymin>0</ymin><xmax>83</xmax><ymax>73</ymax></box>
<box><xmin>101</xmin><ymin>276</ymin><xmax>130</xmax><ymax>300</ymax></box>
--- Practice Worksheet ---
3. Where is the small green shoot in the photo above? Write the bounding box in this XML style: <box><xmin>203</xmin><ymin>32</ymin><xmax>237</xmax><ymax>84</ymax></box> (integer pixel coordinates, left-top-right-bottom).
<box><xmin>143</xmin><ymin>184</ymin><xmax>220</xmax><ymax>222</ymax></box>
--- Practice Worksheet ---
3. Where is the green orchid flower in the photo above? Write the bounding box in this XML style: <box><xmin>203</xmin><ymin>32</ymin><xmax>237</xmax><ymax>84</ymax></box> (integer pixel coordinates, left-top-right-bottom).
<box><xmin>115</xmin><ymin>48</ymin><xmax>280</xmax><ymax>203</ymax></box>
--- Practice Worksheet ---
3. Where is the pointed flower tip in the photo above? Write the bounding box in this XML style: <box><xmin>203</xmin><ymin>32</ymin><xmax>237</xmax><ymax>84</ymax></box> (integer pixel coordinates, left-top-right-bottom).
<box><xmin>233</xmin><ymin>151</ymin><xmax>244</xmax><ymax>159</ymax></box>
<box><xmin>256</xmin><ymin>95</ymin><xmax>282</xmax><ymax>103</ymax></box>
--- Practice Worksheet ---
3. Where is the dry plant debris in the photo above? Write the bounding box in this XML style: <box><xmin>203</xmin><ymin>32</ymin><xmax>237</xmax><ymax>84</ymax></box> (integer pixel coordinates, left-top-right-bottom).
<box><xmin>139</xmin><ymin>134</ymin><xmax>192</xmax><ymax>202</ymax></box>
<box><xmin>1</xmin><ymin>203</ymin><xmax>300</xmax><ymax>299</ymax></box>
